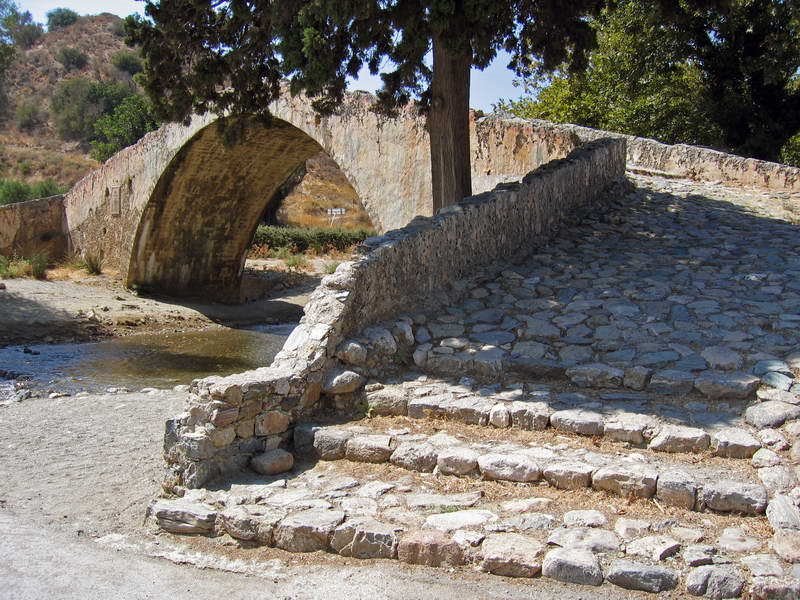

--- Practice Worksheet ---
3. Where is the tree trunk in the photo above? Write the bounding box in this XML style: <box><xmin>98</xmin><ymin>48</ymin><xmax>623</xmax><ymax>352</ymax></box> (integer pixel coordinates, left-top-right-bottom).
<box><xmin>429</xmin><ymin>34</ymin><xmax>472</xmax><ymax>214</ymax></box>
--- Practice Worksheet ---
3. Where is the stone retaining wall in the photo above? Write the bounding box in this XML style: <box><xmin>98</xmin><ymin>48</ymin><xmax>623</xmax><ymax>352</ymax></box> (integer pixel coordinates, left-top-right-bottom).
<box><xmin>0</xmin><ymin>195</ymin><xmax>67</xmax><ymax>259</ymax></box>
<box><xmin>530</xmin><ymin>120</ymin><xmax>800</xmax><ymax>192</ymax></box>
<box><xmin>164</xmin><ymin>137</ymin><xmax>627</xmax><ymax>491</ymax></box>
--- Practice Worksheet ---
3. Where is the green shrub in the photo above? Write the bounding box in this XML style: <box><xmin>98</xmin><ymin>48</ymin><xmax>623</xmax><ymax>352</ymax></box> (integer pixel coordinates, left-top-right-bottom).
<box><xmin>284</xmin><ymin>253</ymin><xmax>308</xmax><ymax>271</ymax></box>
<box><xmin>0</xmin><ymin>178</ymin><xmax>31</xmax><ymax>205</ymax></box>
<box><xmin>30</xmin><ymin>179</ymin><xmax>63</xmax><ymax>198</ymax></box>
<box><xmin>56</xmin><ymin>46</ymin><xmax>88</xmax><ymax>71</ymax></box>
<box><xmin>46</xmin><ymin>8</ymin><xmax>79</xmax><ymax>31</ymax></box>
<box><xmin>51</xmin><ymin>77</ymin><xmax>133</xmax><ymax>142</ymax></box>
<box><xmin>111</xmin><ymin>50</ymin><xmax>142</xmax><ymax>75</ymax></box>
<box><xmin>323</xmin><ymin>261</ymin><xmax>340</xmax><ymax>274</ymax></box>
<box><xmin>0</xmin><ymin>178</ymin><xmax>65</xmax><ymax>205</ymax></box>
<box><xmin>251</xmin><ymin>225</ymin><xmax>374</xmax><ymax>254</ymax></box>
<box><xmin>0</xmin><ymin>254</ymin><xmax>48</xmax><ymax>279</ymax></box>
<box><xmin>90</xmin><ymin>94</ymin><xmax>158</xmax><ymax>161</ymax></box>
<box><xmin>780</xmin><ymin>133</ymin><xmax>800</xmax><ymax>167</ymax></box>
<box><xmin>15</xmin><ymin>101</ymin><xmax>42</xmax><ymax>130</ymax></box>
<box><xmin>28</xmin><ymin>253</ymin><xmax>48</xmax><ymax>279</ymax></box>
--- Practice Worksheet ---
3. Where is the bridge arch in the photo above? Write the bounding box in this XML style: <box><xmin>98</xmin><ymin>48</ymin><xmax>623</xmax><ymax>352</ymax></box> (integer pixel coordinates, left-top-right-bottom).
<box><xmin>127</xmin><ymin>116</ymin><xmax>348</xmax><ymax>300</ymax></box>
<box><xmin>63</xmin><ymin>92</ymin><xmax>560</xmax><ymax>301</ymax></box>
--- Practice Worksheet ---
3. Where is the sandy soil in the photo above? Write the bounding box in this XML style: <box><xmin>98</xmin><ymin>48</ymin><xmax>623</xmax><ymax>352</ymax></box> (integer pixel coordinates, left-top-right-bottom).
<box><xmin>0</xmin><ymin>259</ymin><xmax>327</xmax><ymax>347</ymax></box>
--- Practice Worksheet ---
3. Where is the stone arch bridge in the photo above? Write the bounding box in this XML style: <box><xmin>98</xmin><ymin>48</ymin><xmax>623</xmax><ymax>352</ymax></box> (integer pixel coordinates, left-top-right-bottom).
<box><xmin>62</xmin><ymin>92</ymin><xmax>570</xmax><ymax>302</ymax></box>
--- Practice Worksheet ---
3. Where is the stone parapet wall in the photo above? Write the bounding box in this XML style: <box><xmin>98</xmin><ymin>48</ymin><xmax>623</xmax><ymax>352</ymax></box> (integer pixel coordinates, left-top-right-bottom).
<box><xmin>530</xmin><ymin>120</ymin><xmax>800</xmax><ymax>192</ymax></box>
<box><xmin>0</xmin><ymin>195</ymin><xmax>67</xmax><ymax>259</ymax></box>
<box><xmin>163</xmin><ymin>137</ymin><xmax>627</xmax><ymax>491</ymax></box>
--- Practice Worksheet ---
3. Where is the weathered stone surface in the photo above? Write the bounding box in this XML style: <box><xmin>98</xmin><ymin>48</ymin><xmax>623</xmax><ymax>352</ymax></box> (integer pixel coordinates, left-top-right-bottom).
<box><xmin>717</xmin><ymin>528</ymin><xmax>761</xmax><ymax>554</ymax></box>
<box><xmin>331</xmin><ymin>518</ymin><xmax>398</xmax><ymax>559</ymax></box>
<box><xmin>750</xmin><ymin>577</ymin><xmax>800</xmax><ymax>600</ymax></box>
<box><xmin>547</xmin><ymin>527</ymin><xmax>621</xmax><ymax>553</ymax></box>
<box><xmin>625</xmin><ymin>535</ymin><xmax>681</xmax><ymax>561</ymax></box>
<box><xmin>767</xmin><ymin>495</ymin><xmax>800</xmax><ymax>531</ymax></box>
<box><xmin>550</xmin><ymin>409</ymin><xmax>604</xmax><ymax>436</ymax></box>
<box><xmin>479</xmin><ymin>533</ymin><xmax>545</xmax><ymax>578</ymax></box>
<box><xmin>488</xmin><ymin>403</ymin><xmax>511</xmax><ymax>428</ymax></box>
<box><xmin>772</xmin><ymin>529</ymin><xmax>800</xmax><ymax>562</ymax></box>
<box><xmin>366</xmin><ymin>388</ymin><xmax>408</xmax><ymax>416</ymax></box>
<box><xmin>745</xmin><ymin>401</ymin><xmax>800</xmax><ymax>429</ymax></box>
<box><xmin>695</xmin><ymin>371</ymin><xmax>760</xmax><ymax>400</ymax></box>
<box><xmin>648</xmin><ymin>369</ymin><xmax>695</xmax><ymax>394</ymax></box>
<box><xmin>701</xmin><ymin>347</ymin><xmax>743</xmax><ymax>370</ymax></box>
<box><xmin>436</xmin><ymin>446</ymin><xmax>480</xmax><ymax>476</ymax></box>
<box><xmin>763</xmin><ymin>371</ymin><xmax>795</xmax><ymax>391</ymax></box>
<box><xmin>150</xmin><ymin>499</ymin><xmax>217</xmax><ymax>534</ymax></box>
<box><xmin>542</xmin><ymin>548</ymin><xmax>603</xmax><ymax>586</ymax></box>
<box><xmin>752</xmin><ymin>447</ymin><xmax>783</xmax><ymax>467</ymax></box>
<box><xmin>336</xmin><ymin>340</ymin><xmax>368</xmax><ymax>365</ymax></box>
<box><xmin>740</xmin><ymin>554</ymin><xmax>783</xmax><ymax>577</ymax></box>
<box><xmin>312</xmin><ymin>428</ymin><xmax>352</xmax><ymax>460</ymax></box>
<box><xmin>614</xmin><ymin>518</ymin><xmax>650</xmax><ymax>540</ymax></box>
<box><xmin>758</xmin><ymin>465</ymin><xmax>798</xmax><ymax>494</ymax></box>
<box><xmin>273</xmin><ymin>509</ymin><xmax>345</xmax><ymax>552</ymax></box>
<box><xmin>508</xmin><ymin>401</ymin><xmax>551</xmax><ymax>430</ymax></box>
<box><xmin>345</xmin><ymin>435</ymin><xmax>394</xmax><ymax>463</ymax></box>
<box><xmin>699</xmin><ymin>480</ymin><xmax>767</xmax><ymax>515</ymax></box>
<box><xmin>592</xmin><ymin>464</ymin><xmax>657</xmax><ymax>498</ymax></box>
<box><xmin>566</xmin><ymin>363</ymin><xmax>623</xmax><ymax>388</ymax></box>
<box><xmin>397</xmin><ymin>529</ymin><xmax>464</xmax><ymax>567</ymax></box>
<box><xmin>322</xmin><ymin>369</ymin><xmax>365</xmax><ymax>394</ymax></box>
<box><xmin>251</xmin><ymin>449</ymin><xmax>294</xmax><ymax>475</ymax></box>
<box><xmin>390</xmin><ymin>442</ymin><xmax>437</xmax><ymax>472</ymax></box>
<box><xmin>686</xmin><ymin>565</ymin><xmax>745</xmax><ymax>599</ymax></box>
<box><xmin>649</xmin><ymin>424</ymin><xmax>710</xmax><ymax>453</ymax></box>
<box><xmin>218</xmin><ymin>505</ymin><xmax>285</xmax><ymax>544</ymax></box>
<box><xmin>543</xmin><ymin>462</ymin><xmax>594</xmax><ymax>489</ymax></box>
<box><xmin>604</xmin><ymin>413</ymin><xmax>655</xmax><ymax>445</ymax></box>
<box><xmin>711</xmin><ymin>428</ymin><xmax>761</xmax><ymax>459</ymax></box>
<box><xmin>424</xmin><ymin>509</ymin><xmax>498</xmax><ymax>532</ymax></box>
<box><xmin>478</xmin><ymin>453</ymin><xmax>540</xmax><ymax>482</ymax></box>
<box><xmin>607</xmin><ymin>560</ymin><xmax>679</xmax><ymax>593</ymax></box>
<box><xmin>404</xmin><ymin>491</ymin><xmax>482</xmax><ymax>511</ymax></box>
<box><xmin>563</xmin><ymin>510</ymin><xmax>607</xmax><ymax>528</ymax></box>
<box><xmin>683</xmin><ymin>544</ymin><xmax>716</xmax><ymax>567</ymax></box>
<box><xmin>254</xmin><ymin>411</ymin><xmax>291</xmax><ymax>435</ymax></box>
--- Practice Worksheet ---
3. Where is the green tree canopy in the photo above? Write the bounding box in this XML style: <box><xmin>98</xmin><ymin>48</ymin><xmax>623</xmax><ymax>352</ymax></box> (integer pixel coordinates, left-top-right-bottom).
<box><xmin>127</xmin><ymin>0</ymin><xmax>623</xmax><ymax>212</ymax></box>
<box><xmin>46</xmin><ymin>7</ymin><xmax>79</xmax><ymax>30</ymax></box>
<box><xmin>2</xmin><ymin>6</ymin><xmax>42</xmax><ymax>48</ymax></box>
<box><xmin>501</xmin><ymin>0</ymin><xmax>800</xmax><ymax>163</ymax></box>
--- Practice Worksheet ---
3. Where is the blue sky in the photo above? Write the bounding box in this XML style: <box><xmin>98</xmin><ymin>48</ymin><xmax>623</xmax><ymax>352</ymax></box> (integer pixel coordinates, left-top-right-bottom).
<box><xmin>22</xmin><ymin>0</ymin><xmax>521</xmax><ymax>110</ymax></box>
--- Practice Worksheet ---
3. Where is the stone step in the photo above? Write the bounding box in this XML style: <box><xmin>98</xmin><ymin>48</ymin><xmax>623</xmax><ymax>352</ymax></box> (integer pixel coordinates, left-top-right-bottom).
<box><xmin>294</xmin><ymin>420</ymin><xmax>770</xmax><ymax>517</ymax></box>
<box><xmin>150</xmin><ymin>459</ymin><xmax>800</xmax><ymax>599</ymax></box>
<box><xmin>363</xmin><ymin>380</ymin><xmax>766</xmax><ymax>461</ymax></box>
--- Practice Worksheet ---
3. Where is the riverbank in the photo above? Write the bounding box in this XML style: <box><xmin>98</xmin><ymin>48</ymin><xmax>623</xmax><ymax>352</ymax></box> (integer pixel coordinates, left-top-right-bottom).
<box><xmin>0</xmin><ymin>258</ymin><xmax>328</xmax><ymax>348</ymax></box>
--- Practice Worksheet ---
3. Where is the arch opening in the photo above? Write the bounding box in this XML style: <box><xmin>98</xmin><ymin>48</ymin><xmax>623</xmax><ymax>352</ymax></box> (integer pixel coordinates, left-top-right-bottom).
<box><xmin>126</xmin><ymin>116</ymin><xmax>371</xmax><ymax>303</ymax></box>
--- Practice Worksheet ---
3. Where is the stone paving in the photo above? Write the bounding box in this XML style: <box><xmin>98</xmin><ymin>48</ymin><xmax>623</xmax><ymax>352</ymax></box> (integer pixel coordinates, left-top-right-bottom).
<box><xmin>155</xmin><ymin>175</ymin><xmax>800</xmax><ymax>598</ymax></box>
<box><xmin>409</xmin><ymin>176</ymin><xmax>800</xmax><ymax>399</ymax></box>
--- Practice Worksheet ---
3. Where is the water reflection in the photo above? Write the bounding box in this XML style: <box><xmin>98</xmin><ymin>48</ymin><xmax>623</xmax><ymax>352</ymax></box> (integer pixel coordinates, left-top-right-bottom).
<box><xmin>0</xmin><ymin>323</ymin><xmax>295</xmax><ymax>396</ymax></box>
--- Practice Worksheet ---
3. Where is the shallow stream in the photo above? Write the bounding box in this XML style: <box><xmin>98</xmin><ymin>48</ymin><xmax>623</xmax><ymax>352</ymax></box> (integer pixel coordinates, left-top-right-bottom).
<box><xmin>0</xmin><ymin>323</ymin><xmax>294</xmax><ymax>400</ymax></box>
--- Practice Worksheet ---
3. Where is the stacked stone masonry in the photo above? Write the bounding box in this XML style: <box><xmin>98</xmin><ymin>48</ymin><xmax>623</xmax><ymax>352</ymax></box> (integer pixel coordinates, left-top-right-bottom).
<box><xmin>157</xmin><ymin>168</ymin><xmax>800</xmax><ymax>597</ymax></box>
<box><xmin>163</xmin><ymin>138</ymin><xmax>627</xmax><ymax>490</ymax></box>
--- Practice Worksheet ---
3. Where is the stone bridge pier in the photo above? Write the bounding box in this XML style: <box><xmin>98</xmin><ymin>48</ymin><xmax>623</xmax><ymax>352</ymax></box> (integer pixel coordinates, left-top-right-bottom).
<box><xmin>62</xmin><ymin>92</ymin><xmax>571</xmax><ymax>302</ymax></box>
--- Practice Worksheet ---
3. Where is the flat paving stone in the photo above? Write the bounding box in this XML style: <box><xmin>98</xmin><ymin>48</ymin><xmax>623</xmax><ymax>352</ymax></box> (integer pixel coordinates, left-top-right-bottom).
<box><xmin>607</xmin><ymin>560</ymin><xmax>679</xmax><ymax>592</ymax></box>
<box><xmin>542</xmin><ymin>548</ymin><xmax>603</xmax><ymax>586</ymax></box>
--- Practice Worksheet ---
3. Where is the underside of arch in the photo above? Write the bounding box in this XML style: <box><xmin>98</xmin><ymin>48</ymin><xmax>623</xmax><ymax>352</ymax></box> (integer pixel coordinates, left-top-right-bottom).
<box><xmin>126</xmin><ymin>116</ymin><xmax>326</xmax><ymax>302</ymax></box>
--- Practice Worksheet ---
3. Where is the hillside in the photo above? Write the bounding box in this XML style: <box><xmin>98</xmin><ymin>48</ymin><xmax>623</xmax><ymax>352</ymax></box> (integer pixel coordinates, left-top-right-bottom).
<box><xmin>0</xmin><ymin>12</ymin><xmax>373</xmax><ymax>229</ymax></box>
<box><xmin>1</xmin><ymin>13</ymin><xmax>129</xmax><ymax>189</ymax></box>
